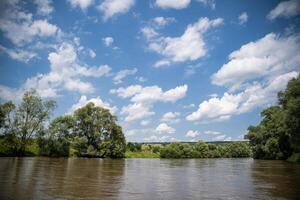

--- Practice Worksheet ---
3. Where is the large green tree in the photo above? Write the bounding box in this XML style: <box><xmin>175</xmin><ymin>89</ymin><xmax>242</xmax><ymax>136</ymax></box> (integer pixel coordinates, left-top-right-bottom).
<box><xmin>245</xmin><ymin>76</ymin><xmax>300</xmax><ymax>160</ymax></box>
<box><xmin>278</xmin><ymin>76</ymin><xmax>300</xmax><ymax>153</ymax></box>
<box><xmin>73</xmin><ymin>102</ymin><xmax>126</xmax><ymax>158</ymax></box>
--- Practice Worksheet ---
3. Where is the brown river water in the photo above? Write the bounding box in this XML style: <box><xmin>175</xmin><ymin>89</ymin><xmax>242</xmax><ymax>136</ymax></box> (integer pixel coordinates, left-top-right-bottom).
<box><xmin>0</xmin><ymin>158</ymin><xmax>299</xmax><ymax>200</ymax></box>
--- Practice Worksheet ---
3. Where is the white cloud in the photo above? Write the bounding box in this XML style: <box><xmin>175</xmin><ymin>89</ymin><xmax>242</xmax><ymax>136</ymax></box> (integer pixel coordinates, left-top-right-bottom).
<box><xmin>185</xmin><ymin>130</ymin><xmax>200</xmax><ymax>138</ymax></box>
<box><xmin>116</xmin><ymin>84</ymin><xmax>187</xmax><ymax>122</ymax></box>
<box><xmin>0</xmin><ymin>45</ymin><xmax>37</xmax><ymax>63</ymax></box>
<box><xmin>144</xmin><ymin>135</ymin><xmax>172</xmax><ymax>142</ymax></box>
<box><xmin>121</xmin><ymin>103</ymin><xmax>155</xmax><ymax>122</ymax></box>
<box><xmin>187</xmin><ymin>33</ymin><xmax>300</xmax><ymax>123</ymax></box>
<box><xmin>148</xmin><ymin>17</ymin><xmax>223</xmax><ymax>67</ymax></box>
<box><xmin>204</xmin><ymin>130</ymin><xmax>221</xmax><ymax>135</ymax></box>
<box><xmin>187</xmin><ymin>71</ymin><xmax>298</xmax><ymax>122</ymax></box>
<box><xmin>112</xmin><ymin>84</ymin><xmax>188</xmax><ymax>104</ymax></box>
<box><xmin>156</xmin><ymin>123</ymin><xmax>175</xmax><ymax>134</ymax></box>
<box><xmin>211</xmin><ymin>33</ymin><xmax>300</xmax><ymax>90</ymax></box>
<box><xmin>0</xmin><ymin>2</ymin><xmax>59</xmax><ymax>46</ymax></box>
<box><xmin>97</xmin><ymin>0</ymin><xmax>135</xmax><ymax>21</ymax></box>
<box><xmin>0</xmin><ymin>85</ymin><xmax>24</xmax><ymax>102</ymax></box>
<box><xmin>64</xmin><ymin>78</ymin><xmax>94</xmax><ymax>93</ymax></box>
<box><xmin>141</xmin><ymin>27</ymin><xmax>158</xmax><ymax>39</ymax></box>
<box><xmin>136</xmin><ymin>76</ymin><xmax>147</xmax><ymax>82</ymax></box>
<box><xmin>267</xmin><ymin>0</ymin><xmax>300</xmax><ymax>20</ymax></box>
<box><xmin>161</xmin><ymin>112</ymin><xmax>180</xmax><ymax>123</ymax></box>
<box><xmin>140</xmin><ymin>120</ymin><xmax>151</xmax><ymax>126</ymax></box>
<box><xmin>89</xmin><ymin>49</ymin><xmax>96</xmax><ymax>58</ymax></box>
<box><xmin>238</xmin><ymin>12</ymin><xmax>248</xmax><ymax>24</ymax></box>
<box><xmin>153</xmin><ymin>17</ymin><xmax>176</xmax><ymax>27</ymax></box>
<box><xmin>0</xmin><ymin>42</ymin><xmax>111</xmax><ymax>100</ymax></box>
<box><xmin>213</xmin><ymin>134</ymin><xmax>226</xmax><ymax>141</ymax></box>
<box><xmin>67</xmin><ymin>0</ymin><xmax>94</xmax><ymax>11</ymax></box>
<box><xmin>102</xmin><ymin>37</ymin><xmax>114</xmax><ymax>47</ymax></box>
<box><xmin>113</xmin><ymin>68</ymin><xmax>137</xmax><ymax>84</ymax></box>
<box><xmin>183</xmin><ymin>103</ymin><xmax>195</xmax><ymax>109</ymax></box>
<box><xmin>34</xmin><ymin>0</ymin><xmax>54</xmax><ymax>16</ymax></box>
<box><xmin>196</xmin><ymin>0</ymin><xmax>216</xmax><ymax>10</ymax></box>
<box><xmin>131</xmin><ymin>85</ymin><xmax>188</xmax><ymax>104</ymax></box>
<box><xmin>110</xmin><ymin>85</ymin><xmax>142</xmax><ymax>98</ymax></box>
<box><xmin>155</xmin><ymin>0</ymin><xmax>191</xmax><ymax>9</ymax></box>
<box><xmin>69</xmin><ymin>95</ymin><xmax>118</xmax><ymax>114</ymax></box>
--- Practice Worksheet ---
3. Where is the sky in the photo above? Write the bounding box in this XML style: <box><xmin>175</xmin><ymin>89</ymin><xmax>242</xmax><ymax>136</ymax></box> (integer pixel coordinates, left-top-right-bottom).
<box><xmin>0</xmin><ymin>0</ymin><xmax>300</xmax><ymax>142</ymax></box>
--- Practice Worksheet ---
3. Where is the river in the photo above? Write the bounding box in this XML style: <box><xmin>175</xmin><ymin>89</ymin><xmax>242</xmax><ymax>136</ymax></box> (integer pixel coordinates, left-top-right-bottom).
<box><xmin>0</xmin><ymin>158</ymin><xmax>299</xmax><ymax>199</ymax></box>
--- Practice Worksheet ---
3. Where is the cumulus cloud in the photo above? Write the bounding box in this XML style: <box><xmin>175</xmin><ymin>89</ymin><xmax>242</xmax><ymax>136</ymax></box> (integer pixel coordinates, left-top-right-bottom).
<box><xmin>267</xmin><ymin>0</ymin><xmax>300</xmax><ymax>20</ymax></box>
<box><xmin>153</xmin><ymin>17</ymin><xmax>176</xmax><ymax>27</ymax></box>
<box><xmin>187</xmin><ymin>32</ymin><xmax>300</xmax><ymax>123</ymax></box>
<box><xmin>213</xmin><ymin>134</ymin><xmax>226</xmax><ymax>141</ymax></box>
<box><xmin>155</xmin><ymin>0</ymin><xmax>191</xmax><ymax>9</ymax></box>
<box><xmin>97</xmin><ymin>0</ymin><xmax>135</xmax><ymax>21</ymax></box>
<box><xmin>121</xmin><ymin>103</ymin><xmax>155</xmax><ymax>122</ymax></box>
<box><xmin>140</xmin><ymin>120</ymin><xmax>151</xmax><ymax>126</ymax></box>
<box><xmin>147</xmin><ymin>17</ymin><xmax>223</xmax><ymax>67</ymax></box>
<box><xmin>112</xmin><ymin>84</ymin><xmax>187</xmax><ymax>122</ymax></box>
<box><xmin>67</xmin><ymin>0</ymin><xmax>94</xmax><ymax>11</ymax></box>
<box><xmin>183</xmin><ymin>103</ymin><xmax>195</xmax><ymax>109</ymax></box>
<box><xmin>144</xmin><ymin>135</ymin><xmax>175</xmax><ymax>142</ymax></box>
<box><xmin>161</xmin><ymin>112</ymin><xmax>180</xmax><ymax>123</ymax></box>
<box><xmin>156</xmin><ymin>123</ymin><xmax>175</xmax><ymax>134</ymax></box>
<box><xmin>89</xmin><ymin>49</ymin><xmax>96</xmax><ymax>58</ymax></box>
<box><xmin>155</xmin><ymin>0</ymin><xmax>215</xmax><ymax>10</ymax></box>
<box><xmin>187</xmin><ymin>71</ymin><xmax>299</xmax><ymax>122</ymax></box>
<box><xmin>110</xmin><ymin>85</ymin><xmax>142</xmax><ymax>98</ymax></box>
<box><xmin>69</xmin><ymin>95</ymin><xmax>118</xmax><ymax>114</ymax></box>
<box><xmin>141</xmin><ymin>27</ymin><xmax>158</xmax><ymax>39</ymax></box>
<box><xmin>204</xmin><ymin>130</ymin><xmax>222</xmax><ymax>135</ymax></box>
<box><xmin>211</xmin><ymin>33</ymin><xmax>300</xmax><ymax>90</ymax></box>
<box><xmin>185</xmin><ymin>130</ymin><xmax>200</xmax><ymax>138</ymax></box>
<box><xmin>0</xmin><ymin>42</ymin><xmax>111</xmax><ymax>100</ymax></box>
<box><xmin>113</xmin><ymin>68</ymin><xmax>137</xmax><ymax>84</ymax></box>
<box><xmin>196</xmin><ymin>0</ymin><xmax>216</xmax><ymax>10</ymax></box>
<box><xmin>0</xmin><ymin>1</ymin><xmax>59</xmax><ymax>46</ymax></box>
<box><xmin>0</xmin><ymin>45</ymin><xmax>37</xmax><ymax>63</ymax></box>
<box><xmin>34</xmin><ymin>0</ymin><xmax>54</xmax><ymax>16</ymax></box>
<box><xmin>238</xmin><ymin>12</ymin><xmax>248</xmax><ymax>24</ymax></box>
<box><xmin>112</xmin><ymin>84</ymin><xmax>188</xmax><ymax>104</ymax></box>
<box><xmin>102</xmin><ymin>37</ymin><xmax>114</xmax><ymax>47</ymax></box>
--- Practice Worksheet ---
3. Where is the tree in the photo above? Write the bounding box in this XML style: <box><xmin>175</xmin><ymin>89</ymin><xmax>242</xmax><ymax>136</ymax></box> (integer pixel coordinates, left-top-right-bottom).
<box><xmin>278</xmin><ymin>76</ymin><xmax>300</xmax><ymax>153</ymax></box>
<box><xmin>73</xmin><ymin>102</ymin><xmax>126</xmax><ymax>158</ymax></box>
<box><xmin>246</xmin><ymin>76</ymin><xmax>300</xmax><ymax>160</ymax></box>
<box><xmin>0</xmin><ymin>101</ymin><xmax>17</xmax><ymax>155</ymax></box>
<box><xmin>245</xmin><ymin>106</ymin><xmax>287</xmax><ymax>159</ymax></box>
<box><xmin>223</xmin><ymin>142</ymin><xmax>252</xmax><ymax>158</ymax></box>
<box><xmin>15</xmin><ymin>90</ymin><xmax>56</xmax><ymax>155</ymax></box>
<box><xmin>38</xmin><ymin>115</ymin><xmax>74</xmax><ymax>156</ymax></box>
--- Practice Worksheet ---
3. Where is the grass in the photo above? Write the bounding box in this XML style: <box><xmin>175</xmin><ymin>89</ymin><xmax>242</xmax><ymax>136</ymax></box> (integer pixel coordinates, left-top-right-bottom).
<box><xmin>125</xmin><ymin>151</ymin><xmax>160</xmax><ymax>158</ymax></box>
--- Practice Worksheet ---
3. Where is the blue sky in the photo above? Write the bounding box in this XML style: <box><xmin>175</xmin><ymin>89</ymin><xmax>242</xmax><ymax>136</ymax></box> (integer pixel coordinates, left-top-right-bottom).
<box><xmin>0</xmin><ymin>0</ymin><xmax>300</xmax><ymax>142</ymax></box>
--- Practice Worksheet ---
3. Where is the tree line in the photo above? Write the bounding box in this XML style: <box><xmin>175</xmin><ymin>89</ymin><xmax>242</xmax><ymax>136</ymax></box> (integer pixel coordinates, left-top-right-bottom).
<box><xmin>245</xmin><ymin>76</ymin><xmax>300</xmax><ymax>162</ymax></box>
<box><xmin>126</xmin><ymin>141</ymin><xmax>252</xmax><ymax>158</ymax></box>
<box><xmin>0</xmin><ymin>90</ymin><xmax>126</xmax><ymax>158</ymax></box>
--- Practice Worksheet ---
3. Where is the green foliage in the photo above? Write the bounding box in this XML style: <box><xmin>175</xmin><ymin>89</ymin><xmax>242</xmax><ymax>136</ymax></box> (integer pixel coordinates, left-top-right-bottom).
<box><xmin>125</xmin><ymin>151</ymin><xmax>160</xmax><ymax>158</ymax></box>
<box><xmin>223</xmin><ymin>142</ymin><xmax>252</xmax><ymax>158</ymax></box>
<box><xmin>159</xmin><ymin>141</ymin><xmax>252</xmax><ymax>159</ymax></box>
<box><xmin>0</xmin><ymin>90</ymin><xmax>56</xmax><ymax>156</ymax></box>
<box><xmin>246</xmin><ymin>76</ymin><xmax>300</xmax><ymax>160</ymax></box>
<box><xmin>0</xmin><ymin>90</ymin><xmax>126</xmax><ymax>158</ymax></box>
<box><xmin>72</xmin><ymin>103</ymin><xmax>126</xmax><ymax>158</ymax></box>
<box><xmin>38</xmin><ymin>115</ymin><xmax>74</xmax><ymax>157</ymax></box>
<box><xmin>127</xmin><ymin>142</ymin><xmax>142</xmax><ymax>152</ymax></box>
